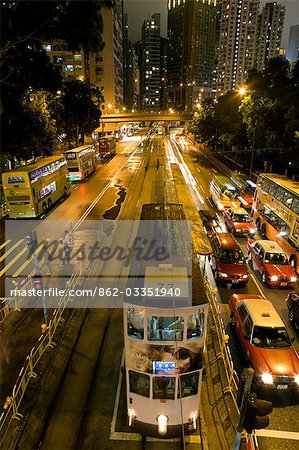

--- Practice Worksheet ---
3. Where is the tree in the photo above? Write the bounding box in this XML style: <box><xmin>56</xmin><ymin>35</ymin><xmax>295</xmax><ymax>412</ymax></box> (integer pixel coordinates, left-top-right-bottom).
<box><xmin>0</xmin><ymin>1</ymin><xmax>111</xmax><ymax>162</ymax></box>
<box><xmin>190</xmin><ymin>99</ymin><xmax>217</xmax><ymax>143</ymax></box>
<box><xmin>56</xmin><ymin>80</ymin><xmax>103</xmax><ymax>147</ymax></box>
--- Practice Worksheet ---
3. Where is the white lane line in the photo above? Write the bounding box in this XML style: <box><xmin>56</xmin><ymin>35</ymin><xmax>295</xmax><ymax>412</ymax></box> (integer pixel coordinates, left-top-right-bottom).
<box><xmin>196</xmin><ymin>168</ymin><xmax>200</xmax><ymax>172</ymax></box>
<box><xmin>212</xmin><ymin>168</ymin><xmax>217</xmax><ymax>174</ymax></box>
<box><xmin>255</xmin><ymin>429</ymin><xmax>299</xmax><ymax>440</ymax></box>
<box><xmin>250</xmin><ymin>273</ymin><xmax>266</xmax><ymax>298</ymax></box>
<box><xmin>0</xmin><ymin>240</ymin><xmax>11</xmax><ymax>251</ymax></box>
<box><xmin>0</xmin><ymin>239</ymin><xmax>24</xmax><ymax>263</ymax></box>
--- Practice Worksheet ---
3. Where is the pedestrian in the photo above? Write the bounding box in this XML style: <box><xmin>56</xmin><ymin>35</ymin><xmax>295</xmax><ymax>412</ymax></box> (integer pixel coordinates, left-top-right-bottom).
<box><xmin>44</xmin><ymin>248</ymin><xmax>52</xmax><ymax>275</ymax></box>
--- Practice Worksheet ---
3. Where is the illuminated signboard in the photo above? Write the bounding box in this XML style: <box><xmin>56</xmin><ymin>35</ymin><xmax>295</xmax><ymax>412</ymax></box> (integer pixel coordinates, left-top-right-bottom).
<box><xmin>153</xmin><ymin>361</ymin><xmax>176</xmax><ymax>373</ymax></box>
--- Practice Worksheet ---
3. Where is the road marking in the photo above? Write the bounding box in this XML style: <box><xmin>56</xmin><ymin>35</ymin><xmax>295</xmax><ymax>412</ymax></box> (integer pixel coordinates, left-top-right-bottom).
<box><xmin>0</xmin><ymin>239</ymin><xmax>24</xmax><ymax>263</ymax></box>
<box><xmin>212</xmin><ymin>168</ymin><xmax>217</xmax><ymax>174</ymax></box>
<box><xmin>0</xmin><ymin>240</ymin><xmax>11</xmax><ymax>251</ymax></box>
<box><xmin>250</xmin><ymin>273</ymin><xmax>266</xmax><ymax>298</ymax></box>
<box><xmin>254</xmin><ymin>429</ymin><xmax>299</xmax><ymax>440</ymax></box>
<box><xmin>196</xmin><ymin>167</ymin><xmax>200</xmax><ymax>172</ymax></box>
<box><xmin>0</xmin><ymin>245</ymin><xmax>28</xmax><ymax>277</ymax></box>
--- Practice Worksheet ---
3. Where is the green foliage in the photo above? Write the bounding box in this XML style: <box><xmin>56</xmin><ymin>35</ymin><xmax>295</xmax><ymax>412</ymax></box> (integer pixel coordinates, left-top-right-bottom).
<box><xmin>55</xmin><ymin>81</ymin><xmax>104</xmax><ymax>147</ymax></box>
<box><xmin>191</xmin><ymin>58</ymin><xmax>299</xmax><ymax>173</ymax></box>
<box><xmin>0</xmin><ymin>1</ymin><xmax>110</xmax><ymax>163</ymax></box>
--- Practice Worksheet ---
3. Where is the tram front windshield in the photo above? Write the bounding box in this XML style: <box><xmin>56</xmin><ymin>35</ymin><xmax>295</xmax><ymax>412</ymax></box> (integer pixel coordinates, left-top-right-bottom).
<box><xmin>148</xmin><ymin>316</ymin><xmax>184</xmax><ymax>341</ymax></box>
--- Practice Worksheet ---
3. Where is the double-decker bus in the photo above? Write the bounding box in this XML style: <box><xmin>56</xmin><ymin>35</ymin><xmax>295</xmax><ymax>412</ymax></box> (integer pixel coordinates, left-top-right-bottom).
<box><xmin>124</xmin><ymin>204</ymin><xmax>208</xmax><ymax>439</ymax></box>
<box><xmin>231</xmin><ymin>172</ymin><xmax>256</xmax><ymax>211</ymax></box>
<box><xmin>210</xmin><ymin>174</ymin><xmax>240</xmax><ymax>211</ymax></box>
<box><xmin>252</xmin><ymin>173</ymin><xmax>299</xmax><ymax>272</ymax></box>
<box><xmin>97</xmin><ymin>136</ymin><xmax>116</xmax><ymax>159</ymax></box>
<box><xmin>1</xmin><ymin>155</ymin><xmax>70</xmax><ymax>218</ymax></box>
<box><xmin>63</xmin><ymin>145</ymin><xmax>96</xmax><ymax>182</ymax></box>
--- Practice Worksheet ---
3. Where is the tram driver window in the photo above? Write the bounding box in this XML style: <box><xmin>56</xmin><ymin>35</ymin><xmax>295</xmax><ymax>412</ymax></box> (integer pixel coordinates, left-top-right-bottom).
<box><xmin>178</xmin><ymin>372</ymin><xmax>199</xmax><ymax>398</ymax></box>
<box><xmin>187</xmin><ymin>312</ymin><xmax>204</xmax><ymax>339</ymax></box>
<box><xmin>153</xmin><ymin>376</ymin><xmax>175</xmax><ymax>400</ymax></box>
<box><xmin>129</xmin><ymin>370</ymin><xmax>150</xmax><ymax>398</ymax></box>
<box><xmin>148</xmin><ymin>316</ymin><xmax>184</xmax><ymax>341</ymax></box>
<box><xmin>127</xmin><ymin>310</ymin><xmax>144</xmax><ymax>340</ymax></box>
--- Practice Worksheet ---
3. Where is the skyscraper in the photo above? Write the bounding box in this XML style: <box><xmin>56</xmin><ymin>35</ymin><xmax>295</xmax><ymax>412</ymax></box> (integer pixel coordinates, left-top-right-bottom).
<box><xmin>255</xmin><ymin>2</ymin><xmax>285</xmax><ymax>72</ymax></box>
<box><xmin>160</xmin><ymin>37</ymin><xmax>168</xmax><ymax>110</ymax></box>
<box><xmin>141</xmin><ymin>13</ymin><xmax>161</xmax><ymax>110</ymax></box>
<box><xmin>90</xmin><ymin>1</ymin><xmax>124</xmax><ymax>113</ymax></box>
<box><xmin>217</xmin><ymin>0</ymin><xmax>259</xmax><ymax>94</ymax></box>
<box><xmin>123</xmin><ymin>13</ymin><xmax>138</xmax><ymax>110</ymax></box>
<box><xmin>167</xmin><ymin>0</ymin><xmax>219</xmax><ymax>111</ymax></box>
<box><xmin>286</xmin><ymin>24</ymin><xmax>299</xmax><ymax>63</ymax></box>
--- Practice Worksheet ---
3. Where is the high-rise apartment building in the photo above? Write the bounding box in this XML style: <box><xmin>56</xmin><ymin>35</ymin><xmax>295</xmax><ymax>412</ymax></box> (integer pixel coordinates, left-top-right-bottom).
<box><xmin>141</xmin><ymin>14</ymin><xmax>161</xmax><ymax>110</ymax></box>
<box><xmin>286</xmin><ymin>24</ymin><xmax>299</xmax><ymax>63</ymax></box>
<box><xmin>123</xmin><ymin>13</ymin><xmax>138</xmax><ymax>110</ymax></box>
<box><xmin>90</xmin><ymin>1</ymin><xmax>124</xmax><ymax>112</ymax></box>
<box><xmin>217</xmin><ymin>0</ymin><xmax>259</xmax><ymax>94</ymax></box>
<box><xmin>167</xmin><ymin>0</ymin><xmax>219</xmax><ymax>111</ymax></box>
<box><xmin>160</xmin><ymin>37</ymin><xmax>168</xmax><ymax>110</ymax></box>
<box><xmin>43</xmin><ymin>43</ymin><xmax>88</xmax><ymax>83</ymax></box>
<box><xmin>255</xmin><ymin>2</ymin><xmax>285</xmax><ymax>72</ymax></box>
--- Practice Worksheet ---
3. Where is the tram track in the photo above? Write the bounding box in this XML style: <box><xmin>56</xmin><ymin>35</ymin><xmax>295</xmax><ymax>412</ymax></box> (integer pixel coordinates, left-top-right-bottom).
<box><xmin>26</xmin><ymin>137</ymin><xmax>155</xmax><ymax>450</ymax></box>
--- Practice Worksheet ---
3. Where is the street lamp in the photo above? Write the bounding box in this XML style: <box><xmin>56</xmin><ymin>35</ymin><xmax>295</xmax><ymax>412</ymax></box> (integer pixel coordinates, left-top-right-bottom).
<box><xmin>107</xmin><ymin>103</ymin><xmax>112</xmax><ymax>111</ymax></box>
<box><xmin>169</xmin><ymin>108</ymin><xmax>174</xmax><ymax>114</ymax></box>
<box><xmin>239</xmin><ymin>87</ymin><xmax>247</xmax><ymax>96</ymax></box>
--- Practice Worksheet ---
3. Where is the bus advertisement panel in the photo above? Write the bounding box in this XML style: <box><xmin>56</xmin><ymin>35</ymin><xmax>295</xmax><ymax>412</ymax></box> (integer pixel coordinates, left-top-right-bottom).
<box><xmin>97</xmin><ymin>137</ymin><xmax>116</xmax><ymax>158</ymax></box>
<box><xmin>210</xmin><ymin>174</ymin><xmax>240</xmax><ymax>211</ymax></box>
<box><xmin>2</xmin><ymin>156</ymin><xmax>70</xmax><ymax>218</ymax></box>
<box><xmin>252</xmin><ymin>173</ymin><xmax>299</xmax><ymax>272</ymax></box>
<box><xmin>64</xmin><ymin>145</ymin><xmax>96</xmax><ymax>181</ymax></box>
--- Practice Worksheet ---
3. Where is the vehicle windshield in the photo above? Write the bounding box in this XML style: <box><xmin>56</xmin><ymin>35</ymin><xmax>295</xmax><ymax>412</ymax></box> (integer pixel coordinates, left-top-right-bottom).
<box><xmin>233</xmin><ymin>213</ymin><xmax>250</xmax><ymax>223</ymax></box>
<box><xmin>223</xmin><ymin>189</ymin><xmax>237</xmax><ymax>199</ymax></box>
<box><xmin>220</xmin><ymin>249</ymin><xmax>245</xmax><ymax>264</ymax></box>
<box><xmin>252</xmin><ymin>326</ymin><xmax>291</xmax><ymax>348</ymax></box>
<box><xmin>264</xmin><ymin>252</ymin><xmax>289</xmax><ymax>265</ymax></box>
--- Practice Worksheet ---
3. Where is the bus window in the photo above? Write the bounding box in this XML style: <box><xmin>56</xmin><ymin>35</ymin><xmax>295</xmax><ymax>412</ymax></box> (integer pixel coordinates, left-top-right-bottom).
<box><xmin>153</xmin><ymin>376</ymin><xmax>175</xmax><ymax>400</ymax></box>
<box><xmin>178</xmin><ymin>372</ymin><xmax>199</xmax><ymax>398</ymax></box>
<box><xmin>187</xmin><ymin>312</ymin><xmax>203</xmax><ymax>340</ymax></box>
<box><xmin>148</xmin><ymin>316</ymin><xmax>184</xmax><ymax>341</ymax></box>
<box><xmin>129</xmin><ymin>371</ymin><xmax>150</xmax><ymax>398</ymax></box>
<box><xmin>292</xmin><ymin>198</ymin><xmax>299</xmax><ymax>214</ymax></box>
<box><xmin>283</xmin><ymin>191</ymin><xmax>294</xmax><ymax>209</ymax></box>
<box><xmin>127</xmin><ymin>310</ymin><xmax>144</xmax><ymax>340</ymax></box>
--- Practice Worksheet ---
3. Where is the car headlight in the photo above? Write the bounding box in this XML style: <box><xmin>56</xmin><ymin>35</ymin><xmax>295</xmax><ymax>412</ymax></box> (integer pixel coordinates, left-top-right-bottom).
<box><xmin>242</xmin><ymin>274</ymin><xmax>249</xmax><ymax>279</ymax></box>
<box><xmin>219</xmin><ymin>272</ymin><xmax>228</xmax><ymax>278</ymax></box>
<box><xmin>294</xmin><ymin>374</ymin><xmax>299</xmax><ymax>385</ymax></box>
<box><xmin>250</xmin><ymin>228</ymin><xmax>256</xmax><ymax>234</ymax></box>
<box><xmin>261</xmin><ymin>373</ymin><xmax>274</xmax><ymax>384</ymax></box>
<box><xmin>269</xmin><ymin>275</ymin><xmax>278</xmax><ymax>282</ymax></box>
<box><xmin>290</xmin><ymin>277</ymin><xmax>297</xmax><ymax>283</ymax></box>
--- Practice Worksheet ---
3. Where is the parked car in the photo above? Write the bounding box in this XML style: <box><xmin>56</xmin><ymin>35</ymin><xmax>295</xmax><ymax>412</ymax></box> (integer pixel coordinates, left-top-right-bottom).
<box><xmin>209</xmin><ymin>232</ymin><xmax>249</xmax><ymax>285</ymax></box>
<box><xmin>223</xmin><ymin>206</ymin><xmax>255</xmax><ymax>237</ymax></box>
<box><xmin>229</xmin><ymin>294</ymin><xmax>299</xmax><ymax>392</ymax></box>
<box><xmin>286</xmin><ymin>292</ymin><xmax>299</xmax><ymax>332</ymax></box>
<box><xmin>199</xmin><ymin>209</ymin><xmax>221</xmax><ymax>236</ymax></box>
<box><xmin>247</xmin><ymin>240</ymin><xmax>297</xmax><ymax>288</ymax></box>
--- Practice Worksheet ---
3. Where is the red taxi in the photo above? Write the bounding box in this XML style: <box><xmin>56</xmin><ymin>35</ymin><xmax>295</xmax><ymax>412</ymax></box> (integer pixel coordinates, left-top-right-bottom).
<box><xmin>209</xmin><ymin>232</ymin><xmax>249</xmax><ymax>285</ymax></box>
<box><xmin>223</xmin><ymin>206</ymin><xmax>255</xmax><ymax>237</ymax></box>
<box><xmin>247</xmin><ymin>240</ymin><xmax>297</xmax><ymax>287</ymax></box>
<box><xmin>229</xmin><ymin>294</ymin><xmax>299</xmax><ymax>392</ymax></box>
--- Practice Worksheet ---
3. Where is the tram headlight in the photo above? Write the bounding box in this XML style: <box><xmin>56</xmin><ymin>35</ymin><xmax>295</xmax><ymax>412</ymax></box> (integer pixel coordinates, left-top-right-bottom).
<box><xmin>157</xmin><ymin>414</ymin><xmax>168</xmax><ymax>435</ymax></box>
<box><xmin>128</xmin><ymin>409</ymin><xmax>135</xmax><ymax>427</ymax></box>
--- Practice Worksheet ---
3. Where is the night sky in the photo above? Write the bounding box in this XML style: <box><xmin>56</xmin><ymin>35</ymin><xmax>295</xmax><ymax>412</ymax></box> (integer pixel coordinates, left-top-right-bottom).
<box><xmin>124</xmin><ymin>0</ymin><xmax>299</xmax><ymax>49</ymax></box>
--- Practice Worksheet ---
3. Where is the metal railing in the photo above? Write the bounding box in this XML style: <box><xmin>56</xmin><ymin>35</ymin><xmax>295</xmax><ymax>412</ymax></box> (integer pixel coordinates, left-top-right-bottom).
<box><xmin>0</xmin><ymin>261</ymin><xmax>85</xmax><ymax>445</ymax></box>
<box><xmin>0</xmin><ymin>278</ymin><xmax>33</xmax><ymax>324</ymax></box>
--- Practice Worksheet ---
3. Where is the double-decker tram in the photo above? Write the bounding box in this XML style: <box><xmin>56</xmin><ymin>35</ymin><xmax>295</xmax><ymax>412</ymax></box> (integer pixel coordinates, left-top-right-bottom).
<box><xmin>1</xmin><ymin>155</ymin><xmax>70</xmax><ymax>218</ymax></box>
<box><xmin>252</xmin><ymin>173</ymin><xmax>299</xmax><ymax>272</ymax></box>
<box><xmin>63</xmin><ymin>145</ymin><xmax>96</xmax><ymax>181</ymax></box>
<box><xmin>123</xmin><ymin>204</ymin><xmax>209</xmax><ymax>441</ymax></box>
